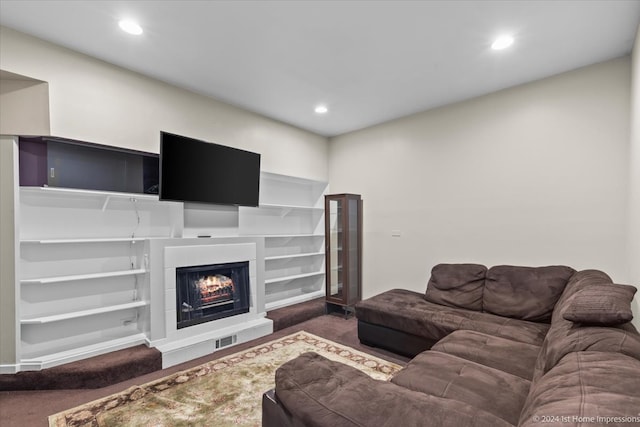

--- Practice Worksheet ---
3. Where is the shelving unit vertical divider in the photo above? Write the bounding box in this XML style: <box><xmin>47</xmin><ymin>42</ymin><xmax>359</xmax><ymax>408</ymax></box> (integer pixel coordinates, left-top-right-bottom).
<box><xmin>2</xmin><ymin>136</ymin><xmax>21</xmax><ymax>373</ymax></box>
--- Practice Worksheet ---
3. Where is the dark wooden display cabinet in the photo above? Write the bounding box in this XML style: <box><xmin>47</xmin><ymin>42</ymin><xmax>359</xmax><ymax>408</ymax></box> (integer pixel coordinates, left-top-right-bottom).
<box><xmin>325</xmin><ymin>193</ymin><xmax>362</xmax><ymax>317</ymax></box>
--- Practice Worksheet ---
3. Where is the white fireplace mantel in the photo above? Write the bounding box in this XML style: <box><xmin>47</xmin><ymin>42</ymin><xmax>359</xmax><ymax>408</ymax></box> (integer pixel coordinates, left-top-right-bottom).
<box><xmin>148</xmin><ymin>237</ymin><xmax>273</xmax><ymax>368</ymax></box>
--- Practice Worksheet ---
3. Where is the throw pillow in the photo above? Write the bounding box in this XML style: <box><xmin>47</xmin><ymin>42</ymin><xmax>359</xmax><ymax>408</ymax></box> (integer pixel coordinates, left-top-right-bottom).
<box><xmin>562</xmin><ymin>283</ymin><xmax>637</xmax><ymax>325</ymax></box>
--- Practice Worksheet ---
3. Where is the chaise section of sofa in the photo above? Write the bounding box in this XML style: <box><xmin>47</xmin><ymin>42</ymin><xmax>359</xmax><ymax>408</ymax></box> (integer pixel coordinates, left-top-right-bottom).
<box><xmin>356</xmin><ymin>288</ymin><xmax>551</xmax><ymax>356</ymax></box>
<box><xmin>356</xmin><ymin>264</ymin><xmax>574</xmax><ymax>356</ymax></box>
<box><xmin>263</xmin><ymin>263</ymin><xmax>640</xmax><ymax>427</ymax></box>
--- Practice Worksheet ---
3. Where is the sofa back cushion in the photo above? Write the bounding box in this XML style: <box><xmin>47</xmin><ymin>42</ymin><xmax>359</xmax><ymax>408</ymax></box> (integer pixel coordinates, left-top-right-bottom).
<box><xmin>483</xmin><ymin>265</ymin><xmax>575</xmax><ymax>323</ymax></box>
<box><xmin>424</xmin><ymin>263</ymin><xmax>487</xmax><ymax>311</ymax></box>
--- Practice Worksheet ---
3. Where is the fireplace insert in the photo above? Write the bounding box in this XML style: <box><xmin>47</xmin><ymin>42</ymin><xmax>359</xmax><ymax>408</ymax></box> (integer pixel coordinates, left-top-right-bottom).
<box><xmin>176</xmin><ymin>261</ymin><xmax>250</xmax><ymax>329</ymax></box>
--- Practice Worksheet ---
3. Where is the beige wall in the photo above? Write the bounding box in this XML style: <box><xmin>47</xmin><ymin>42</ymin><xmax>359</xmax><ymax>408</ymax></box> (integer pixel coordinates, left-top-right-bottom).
<box><xmin>629</xmin><ymin>25</ymin><xmax>640</xmax><ymax>322</ymax></box>
<box><xmin>0</xmin><ymin>26</ymin><xmax>328</xmax><ymax>181</ymax></box>
<box><xmin>0</xmin><ymin>71</ymin><xmax>50</xmax><ymax>136</ymax></box>
<box><xmin>329</xmin><ymin>57</ymin><xmax>631</xmax><ymax>301</ymax></box>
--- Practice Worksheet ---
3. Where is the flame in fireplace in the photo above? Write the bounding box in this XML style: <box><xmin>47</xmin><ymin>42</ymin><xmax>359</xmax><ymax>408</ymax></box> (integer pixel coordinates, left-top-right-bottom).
<box><xmin>197</xmin><ymin>274</ymin><xmax>234</xmax><ymax>304</ymax></box>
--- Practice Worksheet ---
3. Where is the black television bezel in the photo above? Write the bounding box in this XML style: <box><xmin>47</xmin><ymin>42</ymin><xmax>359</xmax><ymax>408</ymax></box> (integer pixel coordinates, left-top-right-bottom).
<box><xmin>159</xmin><ymin>131</ymin><xmax>261</xmax><ymax>207</ymax></box>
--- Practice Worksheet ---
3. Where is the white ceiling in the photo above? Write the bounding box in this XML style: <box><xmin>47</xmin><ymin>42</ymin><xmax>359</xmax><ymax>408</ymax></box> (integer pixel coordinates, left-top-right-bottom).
<box><xmin>1</xmin><ymin>1</ymin><xmax>639</xmax><ymax>137</ymax></box>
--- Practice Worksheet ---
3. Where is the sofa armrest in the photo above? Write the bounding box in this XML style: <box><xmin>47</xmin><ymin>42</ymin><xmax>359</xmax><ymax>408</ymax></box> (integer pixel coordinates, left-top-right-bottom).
<box><xmin>274</xmin><ymin>352</ymin><xmax>512</xmax><ymax>427</ymax></box>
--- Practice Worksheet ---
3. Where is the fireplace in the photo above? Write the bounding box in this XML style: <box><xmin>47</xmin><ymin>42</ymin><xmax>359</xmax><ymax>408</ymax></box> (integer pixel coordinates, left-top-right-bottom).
<box><xmin>154</xmin><ymin>240</ymin><xmax>272</xmax><ymax>369</ymax></box>
<box><xmin>176</xmin><ymin>261</ymin><xmax>250</xmax><ymax>329</ymax></box>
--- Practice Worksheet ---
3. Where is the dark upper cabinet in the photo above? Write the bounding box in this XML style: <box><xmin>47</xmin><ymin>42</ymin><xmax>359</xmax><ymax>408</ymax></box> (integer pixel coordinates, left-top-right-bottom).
<box><xmin>18</xmin><ymin>136</ymin><xmax>159</xmax><ymax>194</ymax></box>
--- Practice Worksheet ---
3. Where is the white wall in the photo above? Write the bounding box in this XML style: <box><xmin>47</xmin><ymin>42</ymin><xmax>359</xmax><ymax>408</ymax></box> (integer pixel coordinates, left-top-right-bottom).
<box><xmin>0</xmin><ymin>26</ymin><xmax>328</xmax><ymax>181</ymax></box>
<box><xmin>329</xmin><ymin>57</ymin><xmax>631</xmax><ymax>299</ymax></box>
<box><xmin>629</xmin><ymin>26</ymin><xmax>640</xmax><ymax>323</ymax></box>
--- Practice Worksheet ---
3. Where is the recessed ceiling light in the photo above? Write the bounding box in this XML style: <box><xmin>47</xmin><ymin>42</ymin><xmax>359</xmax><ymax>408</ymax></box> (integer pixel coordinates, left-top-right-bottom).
<box><xmin>491</xmin><ymin>35</ymin><xmax>514</xmax><ymax>50</ymax></box>
<box><xmin>314</xmin><ymin>105</ymin><xmax>328</xmax><ymax>114</ymax></box>
<box><xmin>119</xmin><ymin>19</ymin><xmax>143</xmax><ymax>35</ymax></box>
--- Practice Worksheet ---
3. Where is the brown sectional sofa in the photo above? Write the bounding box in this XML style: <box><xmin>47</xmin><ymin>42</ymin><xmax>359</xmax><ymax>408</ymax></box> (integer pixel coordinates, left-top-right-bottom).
<box><xmin>262</xmin><ymin>264</ymin><xmax>640</xmax><ymax>426</ymax></box>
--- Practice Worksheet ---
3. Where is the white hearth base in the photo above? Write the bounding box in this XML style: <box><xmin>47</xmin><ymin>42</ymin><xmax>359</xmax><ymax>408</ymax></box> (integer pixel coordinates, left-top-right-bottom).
<box><xmin>156</xmin><ymin>317</ymin><xmax>273</xmax><ymax>368</ymax></box>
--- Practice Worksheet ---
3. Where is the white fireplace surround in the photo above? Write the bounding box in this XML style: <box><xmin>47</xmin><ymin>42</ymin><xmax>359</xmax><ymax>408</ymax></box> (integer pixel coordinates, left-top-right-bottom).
<box><xmin>149</xmin><ymin>238</ymin><xmax>273</xmax><ymax>368</ymax></box>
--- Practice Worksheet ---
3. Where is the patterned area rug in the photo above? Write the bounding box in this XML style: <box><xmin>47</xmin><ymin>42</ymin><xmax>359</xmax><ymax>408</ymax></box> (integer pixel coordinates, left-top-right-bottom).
<box><xmin>49</xmin><ymin>331</ymin><xmax>402</xmax><ymax>427</ymax></box>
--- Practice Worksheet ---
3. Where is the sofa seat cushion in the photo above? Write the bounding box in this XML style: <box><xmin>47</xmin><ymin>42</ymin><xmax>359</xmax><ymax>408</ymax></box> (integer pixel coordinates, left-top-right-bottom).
<box><xmin>356</xmin><ymin>289</ymin><xmax>550</xmax><ymax>346</ymax></box>
<box><xmin>424</xmin><ymin>263</ymin><xmax>487</xmax><ymax>311</ymax></box>
<box><xmin>432</xmin><ymin>330</ymin><xmax>540</xmax><ymax>380</ymax></box>
<box><xmin>275</xmin><ymin>352</ymin><xmax>513</xmax><ymax>427</ymax></box>
<box><xmin>483</xmin><ymin>265</ymin><xmax>575</xmax><ymax>323</ymax></box>
<box><xmin>519</xmin><ymin>351</ymin><xmax>640</xmax><ymax>427</ymax></box>
<box><xmin>391</xmin><ymin>351</ymin><xmax>531</xmax><ymax>425</ymax></box>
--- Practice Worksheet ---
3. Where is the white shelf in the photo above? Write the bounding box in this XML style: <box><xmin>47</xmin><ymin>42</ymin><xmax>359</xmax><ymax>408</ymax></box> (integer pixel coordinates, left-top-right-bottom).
<box><xmin>262</xmin><ymin>234</ymin><xmax>324</xmax><ymax>238</ymax></box>
<box><xmin>20</xmin><ymin>333</ymin><xmax>148</xmax><ymax>370</ymax></box>
<box><xmin>21</xmin><ymin>186</ymin><xmax>160</xmax><ymax>201</ymax></box>
<box><xmin>238</xmin><ymin>233</ymin><xmax>323</xmax><ymax>238</ymax></box>
<box><xmin>265</xmin><ymin>271</ymin><xmax>325</xmax><ymax>284</ymax></box>
<box><xmin>21</xmin><ymin>301</ymin><xmax>148</xmax><ymax>324</ymax></box>
<box><xmin>21</xmin><ymin>237</ymin><xmax>147</xmax><ymax>244</ymax></box>
<box><xmin>257</xmin><ymin>203</ymin><xmax>323</xmax><ymax>211</ymax></box>
<box><xmin>265</xmin><ymin>251</ymin><xmax>325</xmax><ymax>261</ymax></box>
<box><xmin>20</xmin><ymin>186</ymin><xmax>170</xmax><ymax>213</ymax></box>
<box><xmin>260</xmin><ymin>172</ymin><xmax>328</xmax><ymax>186</ymax></box>
<box><xmin>21</xmin><ymin>268</ymin><xmax>147</xmax><ymax>284</ymax></box>
<box><xmin>265</xmin><ymin>290</ymin><xmax>325</xmax><ymax>311</ymax></box>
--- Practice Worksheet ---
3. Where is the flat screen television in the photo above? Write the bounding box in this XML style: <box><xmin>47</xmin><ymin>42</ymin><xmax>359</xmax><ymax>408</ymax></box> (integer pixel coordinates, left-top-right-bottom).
<box><xmin>159</xmin><ymin>131</ymin><xmax>260</xmax><ymax>206</ymax></box>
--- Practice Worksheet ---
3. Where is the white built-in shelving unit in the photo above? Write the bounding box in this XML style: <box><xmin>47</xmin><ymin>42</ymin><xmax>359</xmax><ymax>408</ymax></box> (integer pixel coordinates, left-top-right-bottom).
<box><xmin>240</xmin><ymin>172</ymin><xmax>328</xmax><ymax>311</ymax></box>
<box><xmin>11</xmin><ymin>171</ymin><xmax>326</xmax><ymax>371</ymax></box>
<box><xmin>18</xmin><ymin>186</ymin><xmax>182</xmax><ymax>370</ymax></box>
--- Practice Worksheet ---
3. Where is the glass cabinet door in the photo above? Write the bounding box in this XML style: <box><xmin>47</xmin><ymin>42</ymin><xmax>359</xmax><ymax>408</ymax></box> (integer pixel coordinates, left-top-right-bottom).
<box><xmin>328</xmin><ymin>198</ymin><xmax>342</xmax><ymax>299</ymax></box>
<box><xmin>325</xmin><ymin>194</ymin><xmax>362</xmax><ymax>313</ymax></box>
<box><xmin>346</xmin><ymin>197</ymin><xmax>360</xmax><ymax>305</ymax></box>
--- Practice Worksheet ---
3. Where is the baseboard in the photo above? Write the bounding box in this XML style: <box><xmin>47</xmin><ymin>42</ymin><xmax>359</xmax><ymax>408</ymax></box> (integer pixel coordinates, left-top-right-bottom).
<box><xmin>0</xmin><ymin>364</ymin><xmax>20</xmax><ymax>374</ymax></box>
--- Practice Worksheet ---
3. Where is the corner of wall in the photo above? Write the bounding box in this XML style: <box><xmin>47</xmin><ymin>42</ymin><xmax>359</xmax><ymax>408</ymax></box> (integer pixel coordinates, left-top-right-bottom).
<box><xmin>628</xmin><ymin>24</ymin><xmax>640</xmax><ymax>329</ymax></box>
<box><xmin>0</xmin><ymin>70</ymin><xmax>51</xmax><ymax>136</ymax></box>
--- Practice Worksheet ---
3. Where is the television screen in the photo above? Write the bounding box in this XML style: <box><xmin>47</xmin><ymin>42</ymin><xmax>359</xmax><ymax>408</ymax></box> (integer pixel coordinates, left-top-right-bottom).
<box><xmin>159</xmin><ymin>132</ymin><xmax>260</xmax><ymax>206</ymax></box>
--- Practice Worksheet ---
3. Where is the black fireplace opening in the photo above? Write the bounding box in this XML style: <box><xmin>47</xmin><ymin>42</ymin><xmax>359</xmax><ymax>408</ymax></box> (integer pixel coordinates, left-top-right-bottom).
<box><xmin>176</xmin><ymin>261</ymin><xmax>250</xmax><ymax>329</ymax></box>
